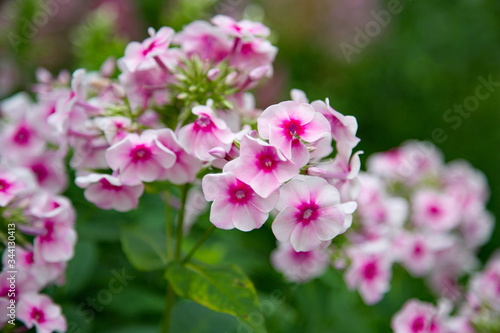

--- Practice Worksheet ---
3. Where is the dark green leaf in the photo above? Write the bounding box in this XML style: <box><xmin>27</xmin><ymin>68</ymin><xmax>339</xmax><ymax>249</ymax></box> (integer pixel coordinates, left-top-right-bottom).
<box><xmin>120</xmin><ymin>226</ymin><xmax>168</xmax><ymax>271</ymax></box>
<box><xmin>166</xmin><ymin>262</ymin><xmax>266</xmax><ymax>332</ymax></box>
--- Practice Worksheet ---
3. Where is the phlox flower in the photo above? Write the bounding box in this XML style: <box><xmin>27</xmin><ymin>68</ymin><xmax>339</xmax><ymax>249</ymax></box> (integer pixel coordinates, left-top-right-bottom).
<box><xmin>271</xmin><ymin>241</ymin><xmax>329</xmax><ymax>283</ymax></box>
<box><xmin>459</xmin><ymin>208</ymin><xmax>494</xmax><ymax>248</ymax></box>
<box><xmin>0</xmin><ymin>167</ymin><xmax>36</xmax><ymax>207</ymax></box>
<box><xmin>178</xmin><ymin>105</ymin><xmax>235</xmax><ymax>162</ymax></box>
<box><xmin>2</xmin><ymin>247</ymin><xmax>65</xmax><ymax>291</ymax></box>
<box><xmin>258</xmin><ymin>101</ymin><xmax>331</xmax><ymax>167</ymax></box>
<box><xmin>174</xmin><ymin>21</ymin><xmax>232</xmax><ymax>62</ymax></box>
<box><xmin>223</xmin><ymin>135</ymin><xmax>299</xmax><ymax>198</ymax></box>
<box><xmin>120</xmin><ymin>27</ymin><xmax>175</xmax><ymax>72</ymax></box>
<box><xmin>272</xmin><ymin>175</ymin><xmax>356</xmax><ymax>252</ymax></box>
<box><xmin>118</xmin><ymin>64</ymin><xmax>172</xmax><ymax>110</ymax></box>
<box><xmin>311</xmin><ymin>151</ymin><xmax>363</xmax><ymax>201</ymax></box>
<box><xmin>411</xmin><ymin>189</ymin><xmax>461</xmax><ymax>232</ymax></box>
<box><xmin>230</xmin><ymin>39</ymin><xmax>277</xmax><ymax>75</ymax></box>
<box><xmin>393</xmin><ymin>232</ymin><xmax>453</xmax><ymax>277</ymax></box>
<box><xmin>202</xmin><ymin>172</ymin><xmax>277</xmax><ymax>231</ymax></box>
<box><xmin>33</xmin><ymin>217</ymin><xmax>76</xmax><ymax>263</ymax></box>
<box><xmin>105</xmin><ymin>130</ymin><xmax>176</xmax><ymax>185</ymax></box>
<box><xmin>17</xmin><ymin>293</ymin><xmax>66</xmax><ymax>333</ymax></box>
<box><xmin>76</xmin><ymin>173</ymin><xmax>144</xmax><ymax>212</ymax></box>
<box><xmin>155</xmin><ymin>129</ymin><xmax>202</xmax><ymax>184</ymax></box>
<box><xmin>469</xmin><ymin>254</ymin><xmax>500</xmax><ymax>311</ymax></box>
<box><xmin>311</xmin><ymin>99</ymin><xmax>360</xmax><ymax>157</ymax></box>
<box><xmin>344</xmin><ymin>241</ymin><xmax>393</xmax><ymax>304</ymax></box>
<box><xmin>391</xmin><ymin>299</ymin><xmax>444</xmax><ymax>333</ymax></box>
<box><xmin>21</xmin><ymin>152</ymin><xmax>67</xmax><ymax>194</ymax></box>
<box><xmin>0</xmin><ymin>118</ymin><xmax>46</xmax><ymax>160</ymax></box>
<box><xmin>94</xmin><ymin>116</ymin><xmax>133</xmax><ymax>145</ymax></box>
<box><xmin>442</xmin><ymin>160</ymin><xmax>489</xmax><ymax>215</ymax></box>
<box><xmin>211</xmin><ymin>15</ymin><xmax>271</xmax><ymax>39</ymax></box>
<box><xmin>367</xmin><ymin>141</ymin><xmax>442</xmax><ymax>186</ymax></box>
<box><xmin>355</xmin><ymin>173</ymin><xmax>408</xmax><ymax>229</ymax></box>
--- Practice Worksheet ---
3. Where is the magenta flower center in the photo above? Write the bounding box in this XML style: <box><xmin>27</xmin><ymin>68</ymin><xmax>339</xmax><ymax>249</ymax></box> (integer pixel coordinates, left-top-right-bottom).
<box><xmin>14</xmin><ymin>126</ymin><xmax>31</xmax><ymax>144</ymax></box>
<box><xmin>193</xmin><ymin>115</ymin><xmax>214</xmax><ymax>132</ymax></box>
<box><xmin>25</xmin><ymin>252</ymin><xmax>35</xmax><ymax>265</ymax></box>
<box><xmin>410</xmin><ymin>316</ymin><xmax>425</xmax><ymax>332</ymax></box>
<box><xmin>255</xmin><ymin>152</ymin><xmax>278</xmax><ymax>172</ymax></box>
<box><xmin>142</xmin><ymin>40</ymin><xmax>158</xmax><ymax>56</ymax></box>
<box><xmin>41</xmin><ymin>220</ymin><xmax>55</xmax><ymax>242</ymax></box>
<box><xmin>291</xmin><ymin>250</ymin><xmax>313</xmax><ymax>262</ymax></box>
<box><xmin>413</xmin><ymin>242</ymin><xmax>424</xmax><ymax>257</ymax></box>
<box><xmin>130</xmin><ymin>144</ymin><xmax>152</xmax><ymax>162</ymax></box>
<box><xmin>295</xmin><ymin>202</ymin><xmax>320</xmax><ymax>224</ymax></box>
<box><xmin>100</xmin><ymin>178</ymin><xmax>123</xmax><ymax>191</ymax></box>
<box><xmin>0</xmin><ymin>179</ymin><xmax>11</xmax><ymax>192</ymax></box>
<box><xmin>282</xmin><ymin>119</ymin><xmax>304</xmax><ymax>139</ymax></box>
<box><xmin>31</xmin><ymin>307</ymin><xmax>46</xmax><ymax>323</ymax></box>
<box><xmin>228</xmin><ymin>181</ymin><xmax>253</xmax><ymax>205</ymax></box>
<box><xmin>427</xmin><ymin>204</ymin><xmax>442</xmax><ymax>217</ymax></box>
<box><xmin>31</xmin><ymin>163</ymin><xmax>49</xmax><ymax>183</ymax></box>
<box><xmin>362</xmin><ymin>261</ymin><xmax>378</xmax><ymax>280</ymax></box>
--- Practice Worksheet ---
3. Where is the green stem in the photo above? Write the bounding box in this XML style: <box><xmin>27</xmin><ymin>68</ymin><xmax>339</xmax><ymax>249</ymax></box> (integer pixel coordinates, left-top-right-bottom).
<box><xmin>175</xmin><ymin>184</ymin><xmax>190</xmax><ymax>261</ymax></box>
<box><xmin>163</xmin><ymin>284</ymin><xmax>175</xmax><ymax>333</ymax></box>
<box><xmin>181</xmin><ymin>225</ymin><xmax>216</xmax><ymax>265</ymax></box>
<box><xmin>164</xmin><ymin>191</ymin><xmax>173</xmax><ymax>261</ymax></box>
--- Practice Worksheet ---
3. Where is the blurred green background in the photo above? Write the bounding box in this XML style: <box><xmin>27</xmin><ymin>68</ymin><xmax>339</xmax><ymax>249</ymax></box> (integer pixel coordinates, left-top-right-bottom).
<box><xmin>0</xmin><ymin>0</ymin><xmax>499</xmax><ymax>332</ymax></box>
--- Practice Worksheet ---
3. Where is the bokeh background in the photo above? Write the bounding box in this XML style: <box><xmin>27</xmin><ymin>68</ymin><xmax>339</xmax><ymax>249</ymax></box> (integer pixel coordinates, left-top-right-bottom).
<box><xmin>0</xmin><ymin>0</ymin><xmax>499</xmax><ymax>332</ymax></box>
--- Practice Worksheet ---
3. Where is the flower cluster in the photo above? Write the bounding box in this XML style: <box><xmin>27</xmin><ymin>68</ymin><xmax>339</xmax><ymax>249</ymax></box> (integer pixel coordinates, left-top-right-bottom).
<box><xmin>342</xmin><ymin>141</ymin><xmax>493</xmax><ymax>304</ymax></box>
<box><xmin>0</xmin><ymin>89</ymin><xmax>74</xmax><ymax>332</ymax></box>
<box><xmin>22</xmin><ymin>15</ymin><xmax>279</xmax><ymax>214</ymax></box>
<box><xmin>257</xmin><ymin>91</ymin><xmax>362</xmax><ymax>282</ymax></box>
<box><xmin>391</xmin><ymin>253</ymin><xmax>500</xmax><ymax>333</ymax></box>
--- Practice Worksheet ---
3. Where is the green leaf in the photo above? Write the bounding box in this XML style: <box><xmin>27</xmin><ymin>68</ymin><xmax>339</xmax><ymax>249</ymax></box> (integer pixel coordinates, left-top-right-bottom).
<box><xmin>120</xmin><ymin>227</ymin><xmax>168</xmax><ymax>271</ymax></box>
<box><xmin>166</xmin><ymin>262</ymin><xmax>266</xmax><ymax>332</ymax></box>
<box><xmin>63</xmin><ymin>239</ymin><xmax>98</xmax><ymax>296</ymax></box>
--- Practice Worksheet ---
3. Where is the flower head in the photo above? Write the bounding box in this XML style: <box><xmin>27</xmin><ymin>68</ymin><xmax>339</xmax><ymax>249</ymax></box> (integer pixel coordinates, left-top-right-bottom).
<box><xmin>272</xmin><ymin>175</ymin><xmax>356</xmax><ymax>251</ymax></box>
<box><xmin>105</xmin><ymin>130</ymin><xmax>176</xmax><ymax>185</ymax></box>
<box><xmin>223</xmin><ymin>135</ymin><xmax>299</xmax><ymax>198</ymax></box>
<box><xmin>202</xmin><ymin>172</ymin><xmax>277</xmax><ymax>231</ymax></box>
<box><xmin>258</xmin><ymin>101</ymin><xmax>331</xmax><ymax>167</ymax></box>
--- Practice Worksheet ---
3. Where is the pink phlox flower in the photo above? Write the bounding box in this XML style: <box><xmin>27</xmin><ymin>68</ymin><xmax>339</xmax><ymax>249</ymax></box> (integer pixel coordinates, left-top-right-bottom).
<box><xmin>120</xmin><ymin>27</ymin><xmax>175</xmax><ymax>72</ymax></box>
<box><xmin>105</xmin><ymin>130</ymin><xmax>176</xmax><ymax>185</ymax></box>
<box><xmin>202</xmin><ymin>172</ymin><xmax>278</xmax><ymax>231</ymax></box>
<box><xmin>411</xmin><ymin>188</ymin><xmax>461</xmax><ymax>232</ymax></box>
<box><xmin>178</xmin><ymin>105</ymin><xmax>235</xmax><ymax>161</ymax></box>
<box><xmin>75</xmin><ymin>173</ymin><xmax>144</xmax><ymax>212</ymax></box>
<box><xmin>211</xmin><ymin>15</ymin><xmax>271</xmax><ymax>39</ymax></box>
<box><xmin>94</xmin><ymin>116</ymin><xmax>133</xmax><ymax>145</ymax></box>
<box><xmin>391</xmin><ymin>299</ymin><xmax>445</xmax><ymax>333</ymax></box>
<box><xmin>223</xmin><ymin>135</ymin><xmax>299</xmax><ymax>198</ymax></box>
<box><xmin>345</xmin><ymin>240</ymin><xmax>393</xmax><ymax>304</ymax></box>
<box><xmin>272</xmin><ymin>175</ymin><xmax>356</xmax><ymax>252</ymax></box>
<box><xmin>258</xmin><ymin>101</ymin><xmax>331</xmax><ymax>167</ymax></box>
<box><xmin>17</xmin><ymin>293</ymin><xmax>67</xmax><ymax>333</ymax></box>
<box><xmin>271</xmin><ymin>241</ymin><xmax>329</xmax><ymax>283</ymax></box>
<box><xmin>0</xmin><ymin>167</ymin><xmax>37</xmax><ymax>207</ymax></box>
<box><xmin>153</xmin><ymin>129</ymin><xmax>202</xmax><ymax>185</ymax></box>
<box><xmin>174</xmin><ymin>21</ymin><xmax>232</xmax><ymax>62</ymax></box>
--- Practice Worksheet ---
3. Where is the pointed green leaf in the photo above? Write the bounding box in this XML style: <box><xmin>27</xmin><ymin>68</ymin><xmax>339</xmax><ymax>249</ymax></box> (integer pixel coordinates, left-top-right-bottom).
<box><xmin>120</xmin><ymin>227</ymin><xmax>168</xmax><ymax>271</ymax></box>
<box><xmin>166</xmin><ymin>262</ymin><xmax>266</xmax><ymax>332</ymax></box>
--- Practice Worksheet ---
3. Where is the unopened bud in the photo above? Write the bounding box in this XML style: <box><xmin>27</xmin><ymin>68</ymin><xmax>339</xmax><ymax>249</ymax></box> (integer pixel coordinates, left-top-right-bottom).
<box><xmin>249</xmin><ymin>65</ymin><xmax>270</xmax><ymax>81</ymax></box>
<box><xmin>209</xmin><ymin>147</ymin><xmax>227</xmax><ymax>159</ymax></box>
<box><xmin>225</xmin><ymin>71</ymin><xmax>238</xmax><ymax>86</ymax></box>
<box><xmin>307</xmin><ymin>167</ymin><xmax>326</xmax><ymax>176</ymax></box>
<box><xmin>207</xmin><ymin>68</ymin><xmax>220</xmax><ymax>81</ymax></box>
<box><xmin>248</xmin><ymin>130</ymin><xmax>259</xmax><ymax>139</ymax></box>
<box><xmin>100</xmin><ymin>57</ymin><xmax>116</xmax><ymax>77</ymax></box>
